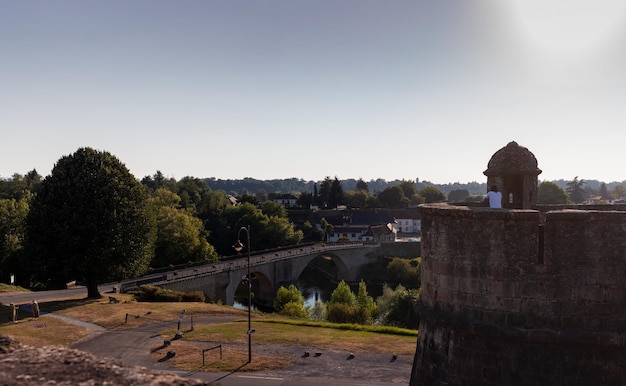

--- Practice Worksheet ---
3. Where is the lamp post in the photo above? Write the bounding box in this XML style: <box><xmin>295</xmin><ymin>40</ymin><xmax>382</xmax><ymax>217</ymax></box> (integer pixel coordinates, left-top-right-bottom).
<box><xmin>233</xmin><ymin>225</ymin><xmax>252</xmax><ymax>364</ymax></box>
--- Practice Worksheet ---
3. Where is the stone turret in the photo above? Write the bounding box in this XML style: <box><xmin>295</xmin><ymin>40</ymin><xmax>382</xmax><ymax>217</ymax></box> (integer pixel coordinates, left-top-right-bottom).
<box><xmin>410</xmin><ymin>142</ymin><xmax>626</xmax><ymax>386</ymax></box>
<box><xmin>483</xmin><ymin>141</ymin><xmax>542</xmax><ymax>209</ymax></box>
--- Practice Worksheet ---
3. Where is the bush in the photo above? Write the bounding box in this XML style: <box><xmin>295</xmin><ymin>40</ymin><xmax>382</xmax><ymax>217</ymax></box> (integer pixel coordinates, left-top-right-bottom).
<box><xmin>132</xmin><ymin>285</ymin><xmax>205</xmax><ymax>302</ymax></box>
<box><xmin>376</xmin><ymin>284</ymin><xmax>420</xmax><ymax>329</ymax></box>
<box><xmin>274</xmin><ymin>284</ymin><xmax>304</xmax><ymax>313</ymax></box>
<box><xmin>181</xmin><ymin>290</ymin><xmax>206</xmax><ymax>302</ymax></box>
<box><xmin>310</xmin><ymin>301</ymin><xmax>326</xmax><ymax>321</ymax></box>
<box><xmin>326</xmin><ymin>302</ymin><xmax>358</xmax><ymax>324</ymax></box>
<box><xmin>386</xmin><ymin>258</ymin><xmax>421</xmax><ymax>289</ymax></box>
<box><xmin>280</xmin><ymin>301</ymin><xmax>310</xmax><ymax>319</ymax></box>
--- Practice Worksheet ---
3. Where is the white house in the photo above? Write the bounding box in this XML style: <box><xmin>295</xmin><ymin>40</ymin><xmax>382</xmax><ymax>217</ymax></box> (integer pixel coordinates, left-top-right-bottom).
<box><xmin>273</xmin><ymin>193</ymin><xmax>298</xmax><ymax>207</ymax></box>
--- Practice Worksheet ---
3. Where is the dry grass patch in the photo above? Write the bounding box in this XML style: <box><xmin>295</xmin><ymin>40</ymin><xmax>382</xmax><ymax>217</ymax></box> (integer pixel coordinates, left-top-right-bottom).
<box><xmin>0</xmin><ymin>315</ymin><xmax>90</xmax><ymax>346</ymax></box>
<box><xmin>180</xmin><ymin>320</ymin><xmax>417</xmax><ymax>356</ymax></box>
<box><xmin>0</xmin><ymin>283</ymin><xmax>29</xmax><ymax>294</ymax></box>
<box><xmin>51</xmin><ymin>296</ymin><xmax>247</xmax><ymax>329</ymax></box>
<box><xmin>149</xmin><ymin>339</ymin><xmax>291</xmax><ymax>373</ymax></box>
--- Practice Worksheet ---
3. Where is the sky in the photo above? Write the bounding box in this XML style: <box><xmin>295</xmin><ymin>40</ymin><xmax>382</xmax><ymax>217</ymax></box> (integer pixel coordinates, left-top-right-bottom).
<box><xmin>2</xmin><ymin>1</ymin><xmax>626</xmax><ymax>184</ymax></box>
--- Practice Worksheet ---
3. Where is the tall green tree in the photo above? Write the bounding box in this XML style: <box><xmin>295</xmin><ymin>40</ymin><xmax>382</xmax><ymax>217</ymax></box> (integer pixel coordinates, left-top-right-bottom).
<box><xmin>398</xmin><ymin>180</ymin><xmax>417</xmax><ymax>200</ymax></box>
<box><xmin>329</xmin><ymin>177</ymin><xmax>344</xmax><ymax>208</ymax></box>
<box><xmin>216</xmin><ymin>202</ymin><xmax>302</xmax><ymax>255</ymax></box>
<box><xmin>296</xmin><ymin>191</ymin><xmax>314</xmax><ymax>208</ymax></box>
<box><xmin>355</xmin><ymin>178</ymin><xmax>369</xmax><ymax>192</ymax></box>
<box><xmin>147</xmin><ymin>189</ymin><xmax>217</xmax><ymax>268</ymax></box>
<box><xmin>377</xmin><ymin>186</ymin><xmax>408</xmax><ymax>208</ymax></box>
<box><xmin>537</xmin><ymin>181</ymin><xmax>569</xmax><ymax>204</ymax></box>
<box><xmin>610</xmin><ymin>185</ymin><xmax>626</xmax><ymax>200</ymax></box>
<box><xmin>355</xmin><ymin>280</ymin><xmax>377</xmax><ymax>324</ymax></box>
<box><xmin>273</xmin><ymin>284</ymin><xmax>308</xmax><ymax>318</ymax></box>
<box><xmin>0</xmin><ymin>198</ymin><xmax>29</xmax><ymax>283</ymax></box>
<box><xmin>344</xmin><ymin>190</ymin><xmax>371</xmax><ymax>208</ymax></box>
<box><xmin>317</xmin><ymin>177</ymin><xmax>332</xmax><ymax>208</ymax></box>
<box><xmin>418</xmin><ymin>186</ymin><xmax>446</xmax><ymax>203</ymax></box>
<box><xmin>599</xmin><ymin>183</ymin><xmax>609</xmax><ymax>198</ymax></box>
<box><xmin>261</xmin><ymin>200</ymin><xmax>287</xmax><ymax>218</ymax></box>
<box><xmin>26</xmin><ymin>148</ymin><xmax>156</xmax><ymax>298</ymax></box>
<box><xmin>566</xmin><ymin>176</ymin><xmax>587</xmax><ymax>204</ymax></box>
<box><xmin>175</xmin><ymin>176</ymin><xmax>210</xmax><ymax>212</ymax></box>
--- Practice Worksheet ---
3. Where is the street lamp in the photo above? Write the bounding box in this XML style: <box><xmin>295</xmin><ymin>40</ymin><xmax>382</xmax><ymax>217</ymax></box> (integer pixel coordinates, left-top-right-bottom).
<box><xmin>233</xmin><ymin>225</ymin><xmax>252</xmax><ymax>364</ymax></box>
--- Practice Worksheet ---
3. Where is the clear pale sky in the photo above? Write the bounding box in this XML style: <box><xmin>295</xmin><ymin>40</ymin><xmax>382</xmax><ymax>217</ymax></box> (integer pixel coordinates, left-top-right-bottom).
<box><xmin>2</xmin><ymin>1</ymin><xmax>626</xmax><ymax>184</ymax></box>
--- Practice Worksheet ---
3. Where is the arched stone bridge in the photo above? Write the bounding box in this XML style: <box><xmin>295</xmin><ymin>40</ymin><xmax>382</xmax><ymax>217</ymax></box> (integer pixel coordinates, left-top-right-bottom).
<box><xmin>130</xmin><ymin>243</ymin><xmax>381</xmax><ymax>306</ymax></box>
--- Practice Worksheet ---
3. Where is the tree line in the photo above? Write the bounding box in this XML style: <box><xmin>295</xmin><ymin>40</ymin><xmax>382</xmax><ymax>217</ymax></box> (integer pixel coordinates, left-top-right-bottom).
<box><xmin>0</xmin><ymin>148</ymin><xmax>304</xmax><ymax>298</ymax></box>
<box><xmin>1</xmin><ymin>147</ymin><xmax>623</xmax><ymax>299</ymax></box>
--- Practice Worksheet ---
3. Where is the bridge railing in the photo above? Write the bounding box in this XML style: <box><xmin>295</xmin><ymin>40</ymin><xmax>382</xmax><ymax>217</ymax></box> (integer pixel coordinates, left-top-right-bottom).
<box><xmin>138</xmin><ymin>242</ymin><xmax>367</xmax><ymax>289</ymax></box>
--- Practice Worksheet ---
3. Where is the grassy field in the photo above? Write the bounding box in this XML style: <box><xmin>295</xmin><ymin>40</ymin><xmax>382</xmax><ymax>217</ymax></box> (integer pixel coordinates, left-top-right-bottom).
<box><xmin>0</xmin><ymin>283</ymin><xmax>29</xmax><ymax>293</ymax></box>
<box><xmin>0</xmin><ymin>294</ymin><xmax>418</xmax><ymax>373</ymax></box>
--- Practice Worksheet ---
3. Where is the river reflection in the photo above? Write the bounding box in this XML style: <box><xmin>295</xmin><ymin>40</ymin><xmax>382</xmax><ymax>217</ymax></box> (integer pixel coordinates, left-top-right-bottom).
<box><xmin>234</xmin><ymin>269</ymin><xmax>384</xmax><ymax>312</ymax></box>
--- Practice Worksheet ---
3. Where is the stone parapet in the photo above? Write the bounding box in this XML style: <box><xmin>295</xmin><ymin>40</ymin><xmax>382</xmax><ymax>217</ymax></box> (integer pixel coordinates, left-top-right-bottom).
<box><xmin>411</xmin><ymin>203</ymin><xmax>626</xmax><ymax>386</ymax></box>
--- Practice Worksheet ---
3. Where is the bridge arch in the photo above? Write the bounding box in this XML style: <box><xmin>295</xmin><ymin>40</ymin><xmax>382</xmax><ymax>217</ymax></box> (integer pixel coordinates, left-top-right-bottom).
<box><xmin>150</xmin><ymin>244</ymin><xmax>404</xmax><ymax>306</ymax></box>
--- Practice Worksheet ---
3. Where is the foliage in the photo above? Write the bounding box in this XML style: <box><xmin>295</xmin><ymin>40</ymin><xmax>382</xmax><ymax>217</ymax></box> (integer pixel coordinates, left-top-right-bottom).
<box><xmin>261</xmin><ymin>200</ymin><xmax>287</xmax><ymax>218</ymax></box>
<box><xmin>355</xmin><ymin>178</ymin><xmax>369</xmax><ymax>192</ymax></box>
<box><xmin>376</xmin><ymin>284</ymin><xmax>420</xmax><ymax>329</ymax></box>
<box><xmin>175</xmin><ymin>176</ymin><xmax>210</xmax><ymax>213</ymax></box>
<box><xmin>310</xmin><ymin>300</ymin><xmax>326</xmax><ymax>321</ymax></box>
<box><xmin>329</xmin><ymin>280</ymin><xmax>355</xmax><ymax>305</ymax></box>
<box><xmin>377</xmin><ymin>186</ymin><xmax>408</xmax><ymax>208</ymax></box>
<box><xmin>152</xmin><ymin>207</ymin><xmax>217</xmax><ymax>267</ymax></box>
<box><xmin>610</xmin><ymin>184</ymin><xmax>626</xmax><ymax>200</ymax></box>
<box><xmin>326</xmin><ymin>280</ymin><xmax>377</xmax><ymax>325</ymax></box>
<box><xmin>0</xmin><ymin>170</ymin><xmax>42</xmax><ymax>200</ymax></box>
<box><xmin>239</xmin><ymin>193</ymin><xmax>259</xmax><ymax>206</ymax></box>
<box><xmin>273</xmin><ymin>284</ymin><xmax>305</xmax><ymax>313</ymax></box>
<box><xmin>397</xmin><ymin>179</ymin><xmax>417</xmax><ymax>199</ymax></box>
<box><xmin>344</xmin><ymin>190</ymin><xmax>370</xmax><ymax>208</ymax></box>
<box><xmin>296</xmin><ymin>191</ymin><xmax>314</xmax><ymax>208</ymax></box>
<box><xmin>25</xmin><ymin>147</ymin><xmax>155</xmax><ymax>298</ymax></box>
<box><xmin>448</xmin><ymin>189</ymin><xmax>470</xmax><ymax>202</ymax></box>
<box><xmin>418</xmin><ymin>186</ymin><xmax>446</xmax><ymax>203</ymax></box>
<box><xmin>147</xmin><ymin>189</ymin><xmax>217</xmax><ymax>268</ymax></box>
<box><xmin>386</xmin><ymin>257</ymin><xmax>421</xmax><ymax>289</ymax></box>
<box><xmin>211</xmin><ymin>202</ymin><xmax>302</xmax><ymax>255</ymax></box>
<box><xmin>326</xmin><ymin>302</ymin><xmax>358</xmax><ymax>324</ymax></box>
<box><xmin>566</xmin><ymin>176</ymin><xmax>587</xmax><ymax>204</ymax></box>
<box><xmin>131</xmin><ymin>285</ymin><xmax>205</xmax><ymax>302</ymax></box>
<box><xmin>317</xmin><ymin>177</ymin><xmax>332</xmax><ymax>208</ymax></box>
<box><xmin>329</xmin><ymin>177</ymin><xmax>345</xmax><ymax>208</ymax></box>
<box><xmin>280</xmin><ymin>301</ymin><xmax>310</xmax><ymax>319</ymax></box>
<box><xmin>355</xmin><ymin>280</ymin><xmax>377</xmax><ymax>324</ymax></box>
<box><xmin>0</xmin><ymin>198</ymin><xmax>29</xmax><ymax>282</ymax></box>
<box><xmin>537</xmin><ymin>181</ymin><xmax>570</xmax><ymax>204</ymax></box>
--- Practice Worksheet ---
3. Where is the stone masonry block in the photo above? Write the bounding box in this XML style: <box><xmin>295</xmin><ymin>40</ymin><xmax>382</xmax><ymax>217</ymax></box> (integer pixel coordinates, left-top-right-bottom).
<box><xmin>432</xmin><ymin>260</ymin><xmax>454</xmax><ymax>276</ymax></box>
<box><xmin>488</xmin><ymin>280</ymin><xmax>518</xmax><ymax>298</ymax></box>
<box><xmin>472</xmin><ymin>294</ymin><xmax>498</xmax><ymax>310</ymax></box>
<box><xmin>437</xmin><ymin>287</ymin><xmax>453</xmax><ymax>303</ymax></box>
<box><xmin>439</xmin><ymin>274</ymin><xmax>459</xmax><ymax>291</ymax></box>
<box><xmin>459</xmin><ymin>278</ymin><xmax>485</xmax><ymax>294</ymax></box>
<box><xmin>578</xmin><ymin>285</ymin><xmax>606</xmax><ymax>302</ymax></box>
<box><xmin>422</xmin><ymin>269</ymin><xmax>439</xmax><ymax>286</ymax></box>
<box><xmin>498</xmin><ymin>297</ymin><xmax>522</xmax><ymax>313</ymax></box>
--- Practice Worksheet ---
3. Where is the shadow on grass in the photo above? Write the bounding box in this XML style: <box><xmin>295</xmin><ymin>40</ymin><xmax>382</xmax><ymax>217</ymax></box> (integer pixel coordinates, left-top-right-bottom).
<box><xmin>38</xmin><ymin>298</ymin><xmax>102</xmax><ymax>313</ymax></box>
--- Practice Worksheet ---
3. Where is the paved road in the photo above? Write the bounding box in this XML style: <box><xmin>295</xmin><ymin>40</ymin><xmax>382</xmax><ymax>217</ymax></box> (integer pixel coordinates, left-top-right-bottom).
<box><xmin>0</xmin><ymin>284</ymin><xmax>116</xmax><ymax>305</ymax></box>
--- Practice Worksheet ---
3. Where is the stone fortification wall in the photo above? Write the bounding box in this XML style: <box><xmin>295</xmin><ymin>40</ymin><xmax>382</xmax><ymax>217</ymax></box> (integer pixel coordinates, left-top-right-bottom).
<box><xmin>411</xmin><ymin>204</ymin><xmax>626</xmax><ymax>386</ymax></box>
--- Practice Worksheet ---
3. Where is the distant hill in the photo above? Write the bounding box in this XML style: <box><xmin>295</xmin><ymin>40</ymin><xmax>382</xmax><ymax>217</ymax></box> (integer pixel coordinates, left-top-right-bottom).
<box><xmin>204</xmin><ymin>177</ymin><xmax>626</xmax><ymax>198</ymax></box>
<box><xmin>204</xmin><ymin>177</ymin><xmax>488</xmax><ymax>196</ymax></box>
